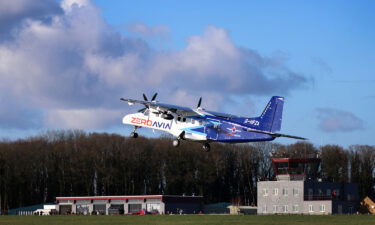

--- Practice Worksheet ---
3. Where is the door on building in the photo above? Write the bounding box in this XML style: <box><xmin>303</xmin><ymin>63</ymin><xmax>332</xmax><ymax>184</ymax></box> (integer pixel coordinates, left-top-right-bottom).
<box><xmin>76</xmin><ymin>204</ymin><xmax>90</xmax><ymax>215</ymax></box>
<box><xmin>128</xmin><ymin>204</ymin><xmax>142</xmax><ymax>213</ymax></box>
<box><xmin>146</xmin><ymin>203</ymin><xmax>161</xmax><ymax>214</ymax></box>
<box><xmin>108</xmin><ymin>204</ymin><xmax>124</xmax><ymax>215</ymax></box>
<box><xmin>93</xmin><ymin>204</ymin><xmax>106</xmax><ymax>215</ymax></box>
<box><xmin>59</xmin><ymin>205</ymin><xmax>72</xmax><ymax>215</ymax></box>
<box><xmin>338</xmin><ymin>204</ymin><xmax>342</xmax><ymax>214</ymax></box>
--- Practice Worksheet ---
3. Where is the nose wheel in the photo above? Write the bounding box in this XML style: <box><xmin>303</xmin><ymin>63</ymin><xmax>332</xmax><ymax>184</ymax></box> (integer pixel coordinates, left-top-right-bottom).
<box><xmin>130</xmin><ymin>126</ymin><xmax>139</xmax><ymax>138</ymax></box>
<box><xmin>203</xmin><ymin>143</ymin><xmax>210</xmax><ymax>152</ymax></box>
<box><xmin>172</xmin><ymin>139</ymin><xmax>180</xmax><ymax>147</ymax></box>
<box><xmin>130</xmin><ymin>132</ymin><xmax>138</xmax><ymax>138</ymax></box>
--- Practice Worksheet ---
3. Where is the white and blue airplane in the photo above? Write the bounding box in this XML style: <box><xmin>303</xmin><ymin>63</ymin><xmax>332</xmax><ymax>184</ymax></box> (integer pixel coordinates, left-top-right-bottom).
<box><xmin>121</xmin><ymin>93</ymin><xmax>306</xmax><ymax>152</ymax></box>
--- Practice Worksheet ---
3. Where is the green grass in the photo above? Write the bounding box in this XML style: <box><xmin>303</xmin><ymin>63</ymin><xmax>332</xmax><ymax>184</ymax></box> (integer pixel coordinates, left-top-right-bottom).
<box><xmin>0</xmin><ymin>215</ymin><xmax>374</xmax><ymax>225</ymax></box>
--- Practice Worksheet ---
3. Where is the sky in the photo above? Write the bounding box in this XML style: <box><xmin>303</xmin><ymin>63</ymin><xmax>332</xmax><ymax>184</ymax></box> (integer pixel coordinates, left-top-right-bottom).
<box><xmin>0</xmin><ymin>0</ymin><xmax>374</xmax><ymax>147</ymax></box>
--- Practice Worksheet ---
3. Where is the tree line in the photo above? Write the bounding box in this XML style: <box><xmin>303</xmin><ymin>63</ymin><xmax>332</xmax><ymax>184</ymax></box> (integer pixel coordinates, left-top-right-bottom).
<box><xmin>0</xmin><ymin>130</ymin><xmax>374</xmax><ymax>212</ymax></box>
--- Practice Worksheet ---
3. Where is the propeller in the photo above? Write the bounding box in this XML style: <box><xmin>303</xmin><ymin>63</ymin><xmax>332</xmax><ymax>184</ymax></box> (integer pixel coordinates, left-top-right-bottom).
<box><xmin>143</xmin><ymin>93</ymin><xmax>148</xmax><ymax>101</ymax></box>
<box><xmin>197</xmin><ymin>97</ymin><xmax>202</xmax><ymax>108</ymax></box>
<box><xmin>151</xmin><ymin>93</ymin><xmax>158</xmax><ymax>102</ymax></box>
<box><xmin>139</xmin><ymin>93</ymin><xmax>158</xmax><ymax>113</ymax></box>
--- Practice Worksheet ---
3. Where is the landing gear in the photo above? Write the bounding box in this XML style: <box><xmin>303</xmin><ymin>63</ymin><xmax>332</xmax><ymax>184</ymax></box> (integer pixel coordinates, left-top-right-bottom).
<box><xmin>203</xmin><ymin>143</ymin><xmax>211</xmax><ymax>152</ymax></box>
<box><xmin>130</xmin><ymin>132</ymin><xmax>138</xmax><ymax>138</ymax></box>
<box><xmin>130</xmin><ymin>126</ymin><xmax>139</xmax><ymax>138</ymax></box>
<box><xmin>173</xmin><ymin>139</ymin><xmax>180</xmax><ymax>147</ymax></box>
<box><xmin>172</xmin><ymin>131</ymin><xmax>184</xmax><ymax>148</ymax></box>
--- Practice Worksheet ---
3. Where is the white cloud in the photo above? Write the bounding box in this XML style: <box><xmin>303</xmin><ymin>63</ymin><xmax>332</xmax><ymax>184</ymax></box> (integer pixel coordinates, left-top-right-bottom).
<box><xmin>45</xmin><ymin>108</ymin><xmax>122</xmax><ymax>129</ymax></box>
<box><xmin>0</xmin><ymin>0</ymin><xmax>62</xmax><ymax>41</ymax></box>
<box><xmin>127</xmin><ymin>22</ymin><xmax>170</xmax><ymax>39</ymax></box>
<box><xmin>0</xmin><ymin>0</ymin><xmax>309</xmax><ymax>131</ymax></box>
<box><xmin>316</xmin><ymin>108</ymin><xmax>364</xmax><ymax>132</ymax></box>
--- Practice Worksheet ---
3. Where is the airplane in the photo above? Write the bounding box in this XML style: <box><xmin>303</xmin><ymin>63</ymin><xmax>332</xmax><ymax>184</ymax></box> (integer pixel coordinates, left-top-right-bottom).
<box><xmin>121</xmin><ymin>93</ymin><xmax>306</xmax><ymax>152</ymax></box>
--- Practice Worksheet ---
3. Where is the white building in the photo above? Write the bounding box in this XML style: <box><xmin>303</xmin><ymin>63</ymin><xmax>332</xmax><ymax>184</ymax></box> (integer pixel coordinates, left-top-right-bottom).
<box><xmin>56</xmin><ymin>195</ymin><xmax>203</xmax><ymax>215</ymax></box>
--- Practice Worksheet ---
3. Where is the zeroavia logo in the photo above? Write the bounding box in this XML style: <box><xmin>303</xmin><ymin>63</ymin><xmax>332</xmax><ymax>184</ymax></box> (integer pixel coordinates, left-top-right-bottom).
<box><xmin>131</xmin><ymin>117</ymin><xmax>172</xmax><ymax>130</ymax></box>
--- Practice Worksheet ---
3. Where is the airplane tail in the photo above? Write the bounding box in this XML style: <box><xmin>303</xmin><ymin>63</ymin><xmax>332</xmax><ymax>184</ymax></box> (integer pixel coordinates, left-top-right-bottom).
<box><xmin>257</xmin><ymin>96</ymin><xmax>284</xmax><ymax>132</ymax></box>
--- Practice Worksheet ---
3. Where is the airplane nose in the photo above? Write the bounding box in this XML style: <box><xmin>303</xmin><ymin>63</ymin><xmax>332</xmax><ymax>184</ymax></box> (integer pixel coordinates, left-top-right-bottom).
<box><xmin>122</xmin><ymin>115</ymin><xmax>129</xmax><ymax>124</ymax></box>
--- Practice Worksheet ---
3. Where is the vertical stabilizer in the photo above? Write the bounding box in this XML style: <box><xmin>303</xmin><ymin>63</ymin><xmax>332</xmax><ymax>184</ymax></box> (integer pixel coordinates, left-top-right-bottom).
<box><xmin>258</xmin><ymin>96</ymin><xmax>284</xmax><ymax>132</ymax></box>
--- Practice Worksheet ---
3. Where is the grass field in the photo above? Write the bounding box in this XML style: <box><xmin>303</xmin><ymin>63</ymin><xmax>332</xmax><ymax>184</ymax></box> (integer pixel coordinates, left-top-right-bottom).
<box><xmin>0</xmin><ymin>215</ymin><xmax>374</xmax><ymax>225</ymax></box>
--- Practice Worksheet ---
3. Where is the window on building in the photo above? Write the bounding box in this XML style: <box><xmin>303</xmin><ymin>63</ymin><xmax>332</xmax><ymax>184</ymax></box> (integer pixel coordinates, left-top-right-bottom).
<box><xmin>293</xmin><ymin>188</ymin><xmax>299</xmax><ymax>196</ymax></box>
<box><xmin>320</xmin><ymin>204</ymin><xmax>326</xmax><ymax>212</ymax></box>
<box><xmin>308</xmin><ymin>188</ymin><xmax>313</xmax><ymax>200</ymax></box>
<box><xmin>283</xmin><ymin>205</ymin><xmax>288</xmax><ymax>213</ymax></box>
<box><xmin>309</xmin><ymin>205</ymin><xmax>314</xmax><ymax>212</ymax></box>
<box><xmin>273</xmin><ymin>188</ymin><xmax>278</xmax><ymax>196</ymax></box>
<box><xmin>293</xmin><ymin>205</ymin><xmax>299</xmax><ymax>212</ymax></box>
<box><xmin>262</xmin><ymin>188</ymin><xmax>268</xmax><ymax>196</ymax></box>
<box><xmin>282</xmin><ymin>188</ymin><xmax>288</xmax><ymax>196</ymax></box>
<box><xmin>327</xmin><ymin>189</ymin><xmax>331</xmax><ymax>196</ymax></box>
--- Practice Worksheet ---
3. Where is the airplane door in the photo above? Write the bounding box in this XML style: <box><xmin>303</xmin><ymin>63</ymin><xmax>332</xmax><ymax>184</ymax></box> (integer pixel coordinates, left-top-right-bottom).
<box><xmin>204</xmin><ymin>125</ymin><xmax>218</xmax><ymax>140</ymax></box>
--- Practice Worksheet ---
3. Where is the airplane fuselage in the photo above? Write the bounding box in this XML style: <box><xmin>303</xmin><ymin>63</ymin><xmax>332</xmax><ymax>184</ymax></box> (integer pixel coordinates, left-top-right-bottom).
<box><xmin>122</xmin><ymin>111</ymin><xmax>275</xmax><ymax>143</ymax></box>
<box><xmin>121</xmin><ymin>95</ymin><xmax>305</xmax><ymax>151</ymax></box>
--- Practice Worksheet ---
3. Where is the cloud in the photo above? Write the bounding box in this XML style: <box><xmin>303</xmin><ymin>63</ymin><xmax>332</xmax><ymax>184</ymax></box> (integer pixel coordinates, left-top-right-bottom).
<box><xmin>126</xmin><ymin>22</ymin><xmax>170</xmax><ymax>39</ymax></box>
<box><xmin>311</xmin><ymin>57</ymin><xmax>332</xmax><ymax>74</ymax></box>
<box><xmin>44</xmin><ymin>108</ymin><xmax>122</xmax><ymax>129</ymax></box>
<box><xmin>0</xmin><ymin>0</ymin><xmax>62</xmax><ymax>41</ymax></box>
<box><xmin>316</xmin><ymin>108</ymin><xmax>364</xmax><ymax>132</ymax></box>
<box><xmin>0</xmin><ymin>0</ymin><xmax>309</xmax><ymax>130</ymax></box>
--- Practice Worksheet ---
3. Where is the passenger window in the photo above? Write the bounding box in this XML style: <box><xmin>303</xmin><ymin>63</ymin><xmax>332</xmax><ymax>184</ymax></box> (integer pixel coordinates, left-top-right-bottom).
<box><xmin>177</xmin><ymin>117</ymin><xmax>181</xmax><ymax>121</ymax></box>
<box><xmin>182</xmin><ymin>118</ymin><xmax>186</xmax><ymax>122</ymax></box>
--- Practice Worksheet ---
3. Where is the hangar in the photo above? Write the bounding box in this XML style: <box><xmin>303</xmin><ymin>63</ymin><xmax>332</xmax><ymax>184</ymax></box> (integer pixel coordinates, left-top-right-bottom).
<box><xmin>56</xmin><ymin>195</ymin><xmax>203</xmax><ymax>215</ymax></box>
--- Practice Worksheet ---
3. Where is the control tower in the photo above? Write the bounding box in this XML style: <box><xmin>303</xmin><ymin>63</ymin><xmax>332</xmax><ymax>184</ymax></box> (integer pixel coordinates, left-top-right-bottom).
<box><xmin>272</xmin><ymin>157</ymin><xmax>321</xmax><ymax>181</ymax></box>
<box><xmin>257</xmin><ymin>156</ymin><xmax>358</xmax><ymax>215</ymax></box>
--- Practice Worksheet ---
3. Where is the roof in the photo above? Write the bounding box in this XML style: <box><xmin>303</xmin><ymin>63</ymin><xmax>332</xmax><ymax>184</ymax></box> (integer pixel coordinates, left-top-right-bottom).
<box><xmin>56</xmin><ymin>195</ymin><xmax>203</xmax><ymax>202</ymax></box>
<box><xmin>272</xmin><ymin>158</ymin><xmax>321</xmax><ymax>163</ymax></box>
<box><xmin>8</xmin><ymin>203</ymin><xmax>54</xmax><ymax>215</ymax></box>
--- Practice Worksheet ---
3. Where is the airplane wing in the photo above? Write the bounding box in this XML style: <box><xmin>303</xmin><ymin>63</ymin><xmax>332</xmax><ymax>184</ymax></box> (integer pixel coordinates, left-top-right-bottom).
<box><xmin>120</xmin><ymin>98</ymin><xmax>201</xmax><ymax>117</ymax></box>
<box><xmin>245</xmin><ymin>127</ymin><xmax>307</xmax><ymax>140</ymax></box>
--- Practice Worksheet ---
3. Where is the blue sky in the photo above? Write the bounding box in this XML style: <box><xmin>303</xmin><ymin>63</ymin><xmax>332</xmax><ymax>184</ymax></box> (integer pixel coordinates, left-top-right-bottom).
<box><xmin>0</xmin><ymin>0</ymin><xmax>374</xmax><ymax>147</ymax></box>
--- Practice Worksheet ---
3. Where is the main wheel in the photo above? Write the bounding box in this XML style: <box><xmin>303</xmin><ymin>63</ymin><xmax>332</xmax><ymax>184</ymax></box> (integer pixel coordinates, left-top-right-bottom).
<box><xmin>172</xmin><ymin>139</ymin><xmax>180</xmax><ymax>147</ymax></box>
<box><xmin>203</xmin><ymin>143</ymin><xmax>210</xmax><ymax>152</ymax></box>
<box><xmin>130</xmin><ymin>132</ymin><xmax>138</xmax><ymax>138</ymax></box>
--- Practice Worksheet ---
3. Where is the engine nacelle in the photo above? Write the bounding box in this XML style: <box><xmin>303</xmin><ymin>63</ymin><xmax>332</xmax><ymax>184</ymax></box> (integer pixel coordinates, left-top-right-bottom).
<box><xmin>162</xmin><ymin>113</ymin><xmax>174</xmax><ymax>120</ymax></box>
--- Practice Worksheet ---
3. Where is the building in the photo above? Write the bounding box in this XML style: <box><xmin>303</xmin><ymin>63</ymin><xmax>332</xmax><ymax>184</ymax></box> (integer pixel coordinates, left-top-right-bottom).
<box><xmin>257</xmin><ymin>157</ymin><xmax>359</xmax><ymax>215</ymax></box>
<box><xmin>56</xmin><ymin>195</ymin><xmax>203</xmax><ymax>215</ymax></box>
<box><xmin>8</xmin><ymin>204</ymin><xmax>56</xmax><ymax>215</ymax></box>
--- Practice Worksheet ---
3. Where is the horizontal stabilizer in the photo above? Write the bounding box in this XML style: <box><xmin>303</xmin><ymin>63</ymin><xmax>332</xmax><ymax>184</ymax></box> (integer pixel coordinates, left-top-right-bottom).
<box><xmin>245</xmin><ymin>127</ymin><xmax>307</xmax><ymax>140</ymax></box>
